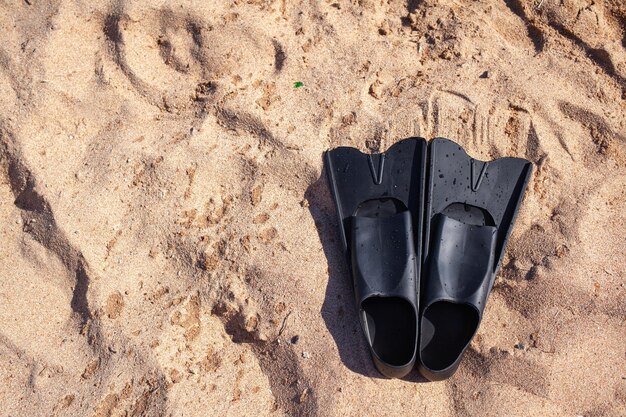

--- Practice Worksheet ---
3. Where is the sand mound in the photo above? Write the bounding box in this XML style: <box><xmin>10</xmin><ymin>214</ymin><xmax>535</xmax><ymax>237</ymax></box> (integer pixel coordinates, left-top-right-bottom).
<box><xmin>0</xmin><ymin>0</ymin><xmax>624</xmax><ymax>415</ymax></box>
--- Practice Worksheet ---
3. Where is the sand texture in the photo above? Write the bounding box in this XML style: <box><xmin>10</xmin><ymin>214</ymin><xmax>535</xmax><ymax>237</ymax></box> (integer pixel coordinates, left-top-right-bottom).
<box><xmin>0</xmin><ymin>0</ymin><xmax>625</xmax><ymax>416</ymax></box>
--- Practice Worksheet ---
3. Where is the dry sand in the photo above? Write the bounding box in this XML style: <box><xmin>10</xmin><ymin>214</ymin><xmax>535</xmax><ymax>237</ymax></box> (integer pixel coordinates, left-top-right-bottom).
<box><xmin>0</xmin><ymin>0</ymin><xmax>625</xmax><ymax>416</ymax></box>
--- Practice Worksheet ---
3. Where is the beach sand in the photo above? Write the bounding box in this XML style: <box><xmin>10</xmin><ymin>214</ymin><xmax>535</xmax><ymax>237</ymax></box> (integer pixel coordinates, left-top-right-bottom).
<box><xmin>0</xmin><ymin>0</ymin><xmax>624</xmax><ymax>415</ymax></box>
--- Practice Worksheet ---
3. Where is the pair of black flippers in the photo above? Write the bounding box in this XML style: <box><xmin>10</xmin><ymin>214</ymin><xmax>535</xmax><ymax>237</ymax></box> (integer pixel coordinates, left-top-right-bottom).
<box><xmin>325</xmin><ymin>137</ymin><xmax>532</xmax><ymax>380</ymax></box>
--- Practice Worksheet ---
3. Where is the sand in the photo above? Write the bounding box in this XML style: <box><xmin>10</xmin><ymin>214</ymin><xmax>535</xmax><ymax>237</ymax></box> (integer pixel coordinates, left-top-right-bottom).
<box><xmin>0</xmin><ymin>0</ymin><xmax>624</xmax><ymax>416</ymax></box>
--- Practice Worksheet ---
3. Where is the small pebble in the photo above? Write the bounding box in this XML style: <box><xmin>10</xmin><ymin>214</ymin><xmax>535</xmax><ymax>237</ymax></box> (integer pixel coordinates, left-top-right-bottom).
<box><xmin>299</xmin><ymin>388</ymin><xmax>309</xmax><ymax>403</ymax></box>
<box><xmin>514</xmin><ymin>343</ymin><xmax>525</xmax><ymax>350</ymax></box>
<box><xmin>291</xmin><ymin>335</ymin><xmax>300</xmax><ymax>344</ymax></box>
<box><xmin>302</xmin><ymin>351</ymin><xmax>311</xmax><ymax>359</ymax></box>
<box><xmin>479</xmin><ymin>70</ymin><xmax>490</xmax><ymax>79</ymax></box>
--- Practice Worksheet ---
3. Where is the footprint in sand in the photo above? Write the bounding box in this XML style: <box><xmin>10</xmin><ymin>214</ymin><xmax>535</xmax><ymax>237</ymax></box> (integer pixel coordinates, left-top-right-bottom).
<box><xmin>102</xmin><ymin>4</ymin><xmax>276</xmax><ymax>115</ymax></box>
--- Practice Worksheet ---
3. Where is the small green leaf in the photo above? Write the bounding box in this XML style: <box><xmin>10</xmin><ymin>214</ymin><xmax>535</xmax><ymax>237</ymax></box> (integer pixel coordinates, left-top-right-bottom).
<box><xmin>293</xmin><ymin>81</ymin><xmax>304</xmax><ymax>88</ymax></box>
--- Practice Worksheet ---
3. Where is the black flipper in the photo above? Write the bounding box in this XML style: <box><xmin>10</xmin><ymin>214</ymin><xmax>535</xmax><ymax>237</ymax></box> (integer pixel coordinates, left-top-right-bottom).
<box><xmin>325</xmin><ymin>138</ymin><xmax>427</xmax><ymax>378</ymax></box>
<box><xmin>419</xmin><ymin>138</ymin><xmax>532</xmax><ymax>381</ymax></box>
